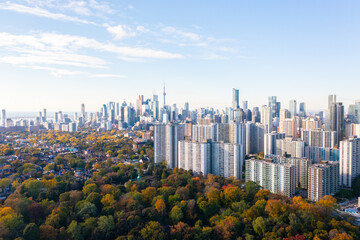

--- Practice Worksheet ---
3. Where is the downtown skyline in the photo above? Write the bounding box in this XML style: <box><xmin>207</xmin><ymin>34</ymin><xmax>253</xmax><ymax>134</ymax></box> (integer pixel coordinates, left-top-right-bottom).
<box><xmin>0</xmin><ymin>1</ymin><xmax>360</xmax><ymax>111</ymax></box>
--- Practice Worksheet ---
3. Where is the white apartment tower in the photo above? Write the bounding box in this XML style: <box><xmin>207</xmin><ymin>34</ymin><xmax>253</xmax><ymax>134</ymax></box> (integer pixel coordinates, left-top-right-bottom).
<box><xmin>339</xmin><ymin>137</ymin><xmax>360</xmax><ymax>187</ymax></box>
<box><xmin>276</xmin><ymin>138</ymin><xmax>305</xmax><ymax>158</ymax></box>
<box><xmin>154</xmin><ymin>123</ymin><xmax>185</xmax><ymax>168</ymax></box>
<box><xmin>245</xmin><ymin>158</ymin><xmax>296</xmax><ymax>197</ymax></box>
<box><xmin>178</xmin><ymin>140</ymin><xmax>243</xmax><ymax>179</ymax></box>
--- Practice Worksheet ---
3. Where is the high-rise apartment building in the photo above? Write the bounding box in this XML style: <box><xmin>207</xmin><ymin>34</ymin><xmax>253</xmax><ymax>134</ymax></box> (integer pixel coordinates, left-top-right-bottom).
<box><xmin>304</xmin><ymin>146</ymin><xmax>340</xmax><ymax>163</ymax></box>
<box><xmin>264</xmin><ymin>132</ymin><xmax>285</xmax><ymax>156</ymax></box>
<box><xmin>278</xmin><ymin>156</ymin><xmax>310</xmax><ymax>189</ymax></box>
<box><xmin>279</xmin><ymin>117</ymin><xmax>297</xmax><ymax>139</ymax></box>
<box><xmin>245</xmin><ymin>122</ymin><xmax>267</xmax><ymax>154</ymax></box>
<box><xmin>301</xmin><ymin>117</ymin><xmax>320</xmax><ymax>131</ymax></box>
<box><xmin>308</xmin><ymin>161</ymin><xmax>339</xmax><ymax>202</ymax></box>
<box><xmin>245</xmin><ymin>158</ymin><xmax>296</xmax><ymax>197</ymax></box>
<box><xmin>339</xmin><ymin>137</ymin><xmax>360</xmax><ymax>187</ymax></box>
<box><xmin>267</xmin><ymin>155</ymin><xmax>310</xmax><ymax>189</ymax></box>
<box><xmin>154</xmin><ymin>123</ymin><xmax>185</xmax><ymax>169</ymax></box>
<box><xmin>178</xmin><ymin>140</ymin><xmax>243</xmax><ymax>179</ymax></box>
<box><xmin>301</xmin><ymin>129</ymin><xmax>336</xmax><ymax>148</ymax></box>
<box><xmin>276</xmin><ymin>138</ymin><xmax>305</xmax><ymax>158</ymax></box>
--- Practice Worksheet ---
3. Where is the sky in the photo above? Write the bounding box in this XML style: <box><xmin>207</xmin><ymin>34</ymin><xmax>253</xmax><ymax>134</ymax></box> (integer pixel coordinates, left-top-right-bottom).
<box><xmin>0</xmin><ymin>0</ymin><xmax>359</xmax><ymax>112</ymax></box>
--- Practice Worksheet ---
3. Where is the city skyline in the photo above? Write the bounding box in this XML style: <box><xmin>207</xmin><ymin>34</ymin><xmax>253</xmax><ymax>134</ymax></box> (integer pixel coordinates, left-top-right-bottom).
<box><xmin>1</xmin><ymin>1</ymin><xmax>360</xmax><ymax>111</ymax></box>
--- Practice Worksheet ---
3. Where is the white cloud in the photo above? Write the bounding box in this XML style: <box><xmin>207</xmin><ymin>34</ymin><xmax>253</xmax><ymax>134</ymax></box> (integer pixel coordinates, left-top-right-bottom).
<box><xmin>23</xmin><ymin>66</ymin><xmax>86</xmax><ymax>78</ymax></box>
<box><xmin>107</xmin><ymin>25</ymin><xmax>136</xmax><ymax>40</ymax></box>
<box><xmin>22</xmin><ymin>0</ymin><xmax>114</xmax><ymax>16</ymax></box>
<box><xmin>162</xmin><ymin>26</ymin><xmax>201</xmax><ymax>41</ymax></box>
<box><xmin>136</xmin><ymin>25</ymin><xmax>150</xmax><ymax>33</ymax></box>
<box><xmin>92</xmin><ymin>74</ymin><xmax>125</xmax><ymax>78</ymax></box>
<box><xmin>0</xmin><ymin>32</ymin><xmax>183</xmax><ymax>71</ymax></box>
<box><xmin>20</xmin><ymin>65</ymin><xmax>126</xmax><ymax>78</ymax></box>
<box><xmin>0</xmin><ymin>2</ymin><xmax>96</xmax><ymax>25</ymax></box>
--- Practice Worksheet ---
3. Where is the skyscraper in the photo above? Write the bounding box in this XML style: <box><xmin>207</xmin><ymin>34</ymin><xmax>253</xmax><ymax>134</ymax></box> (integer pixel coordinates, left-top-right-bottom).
<box><xmin>81</xmin><ymin>103</ymin><xmax>85</xmax><ymax>117</ymax></box>
<box><xmin>1</xmin><ymin>109</ymin><xmax>6</xmax><ymax>127</ymax></box>
<box><xmin>264</xmin><ymin>132</ymin><xmax>285</xmax><ymax>156</ymax></box>
<box><xmin>289</xmin><ymin>100</ymin><xmax>297</xmax><ymax>117</ymax></box>
<box><xmin>154</xmin><ymin>123</ymin><xmax>185</xmax><ymax>168</ymax></box>
<box><xmin>299</xmin><ymin>102</ymin><xmax>306</xmax><ymax>116</ymax></box>
<box><xmin>137</xmin><ymin>95</ymin><xmax>144</xmax><ymax>115</ymax></box>
<box><xmin>268</xmin><ymin>96</ymin><xmax>280</xmax><ymax>118</ymax></box>
<box><xmin>339</xmin><ymin>137</ymin><xmax>360</xmax><ymax>187</ymax></box>
<box><xmin>178</xmin><ymin>140</ymin><xmax>243</xmax><ymax>179</ymax></box>
<box><xmin>330</xmin><ymin>102</ymin><xmax>344</xmax><ymax>145</ymax></box>
<box><xmin>261</xmin><ymin>106</ymin><xmax>272</xmax><ymax>133</ymax></box>
<box><xmin>276</xmin><ymin>138</ymin><xmax>305</xmax><ymax>158</ymax></box>
<box><xmin>325</xmin><ymin>95</ymin><xmax>337</xmax><ymax>131</ymax></box>
<box><xmin>43</xmin><ymin>109</ymin><xmax>47</xmax><ymax>122</ymax></box>
<box><xmin>242</xmin><ymin>100</ymin><xmax>248</xmax><ymax>110</ymax></box>
<box><xmin>163</xmin><ymin>83</ymin><xmax>166</xmax><ymax>107</ymax></box>
<box><xmin>232</xmin><ymin>88</ymin><xmax>239</xmax><ymax>109</ymax></box>
<box><xmin>328</xmin><ymin>94</ymin><xmax>336</xmax><ymax>109</ymax></box>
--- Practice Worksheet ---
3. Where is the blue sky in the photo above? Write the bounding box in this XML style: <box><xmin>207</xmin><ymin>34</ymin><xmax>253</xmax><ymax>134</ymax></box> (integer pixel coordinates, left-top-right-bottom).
<box><xmin>0</xmin><ymin>0</ymin><xmax>359</xmax><ymax>112</ymax></box>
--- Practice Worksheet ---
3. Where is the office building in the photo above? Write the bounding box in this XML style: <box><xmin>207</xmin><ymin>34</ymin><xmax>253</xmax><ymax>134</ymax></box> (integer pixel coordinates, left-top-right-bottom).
<box><xmin>252</xmin><ymin>107</ymin><xmax>260</xmax><ymax>123</ymax></box>
<box><xmin>261</xmin><ymin>106</ymin><xmax>272</xmax><ymax>133</ymax></box>
<box><xmin>242</xmin><ymin>100</ymin><xmax>248</xmax><ymax>110</ymax></box>
<box><xmin>81</xmin><ymin>104</ymin><xmax>85</xmax><ymax>117</ymax></box>
<box><xmin>1</xmin><ymin>109</ymin><xmax>6</xmax><ymax>127</ymax></box>
<box><xmin>268</xmin><ymin>96</ymin><xmax>280</xmax><ymax>118</ymax></box>
<box><xmin>289</xmin><ymin>100</ymin><xmax>297</xmax><ymax>117</ymax></box>
<box><xmin>299</xmin><ymin>102</ymin><xmax>306</xmax><ymax>116</ymax></box>
<box><xmin>330</xmin><ymin>102</ymin><xmax>344</xmax><ymax>145</ymax></box>
<box><xmin>232</xmin><ymin>88</ymin><xmax>239</xmax><ymax>109</ymax></box>
<box><xmin>328</xmin><ymin>94</ymin><xmax>336</xmax><ymax>109</ymax></box>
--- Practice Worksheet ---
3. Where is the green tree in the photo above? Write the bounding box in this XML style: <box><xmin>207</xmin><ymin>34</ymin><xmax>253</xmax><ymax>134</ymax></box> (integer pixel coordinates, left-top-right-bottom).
<box><xmin>82</xmin><ymin>183</ymin><xmax>100</xmax><ymax>196</ymax></box>
<box><xmin>170</xmin><ymin>206</ymin><xmax>183</xmax><ymax>224</ymax></box>
<box><xmin>97</xmin><ymin>215</ymin><xmax>115</xmax><ymax>239</ymax></box>
<box><xmin>253</xmin><ymin>217</ymin><xmax>266</xmax><ymax>237</ymax></box>
<box><xmin>76</xmin><ymin>201</ymin><xmax>98</xmax><ymax>221</ymax></box>
<box><xmin>67</xmin><ymin>220</ymin><xmax>83</xmax><ymax>240</ymax></box>
<box><xmin>23</xmin><ymin>223</ymin><xmax>39</xmax><ymax>240</ymax></box>
<box><xmin>140</xmin><ymin>221</ymin><xmax>166</xmax><ymax>240</ymax></box>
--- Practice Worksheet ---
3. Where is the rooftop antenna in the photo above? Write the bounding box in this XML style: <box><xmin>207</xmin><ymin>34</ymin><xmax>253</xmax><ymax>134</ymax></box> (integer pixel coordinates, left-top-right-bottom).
<box><xmin>163</xmin><ymin>82</ymin><xmax>166</xmax><ymax>107</ymax></box>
